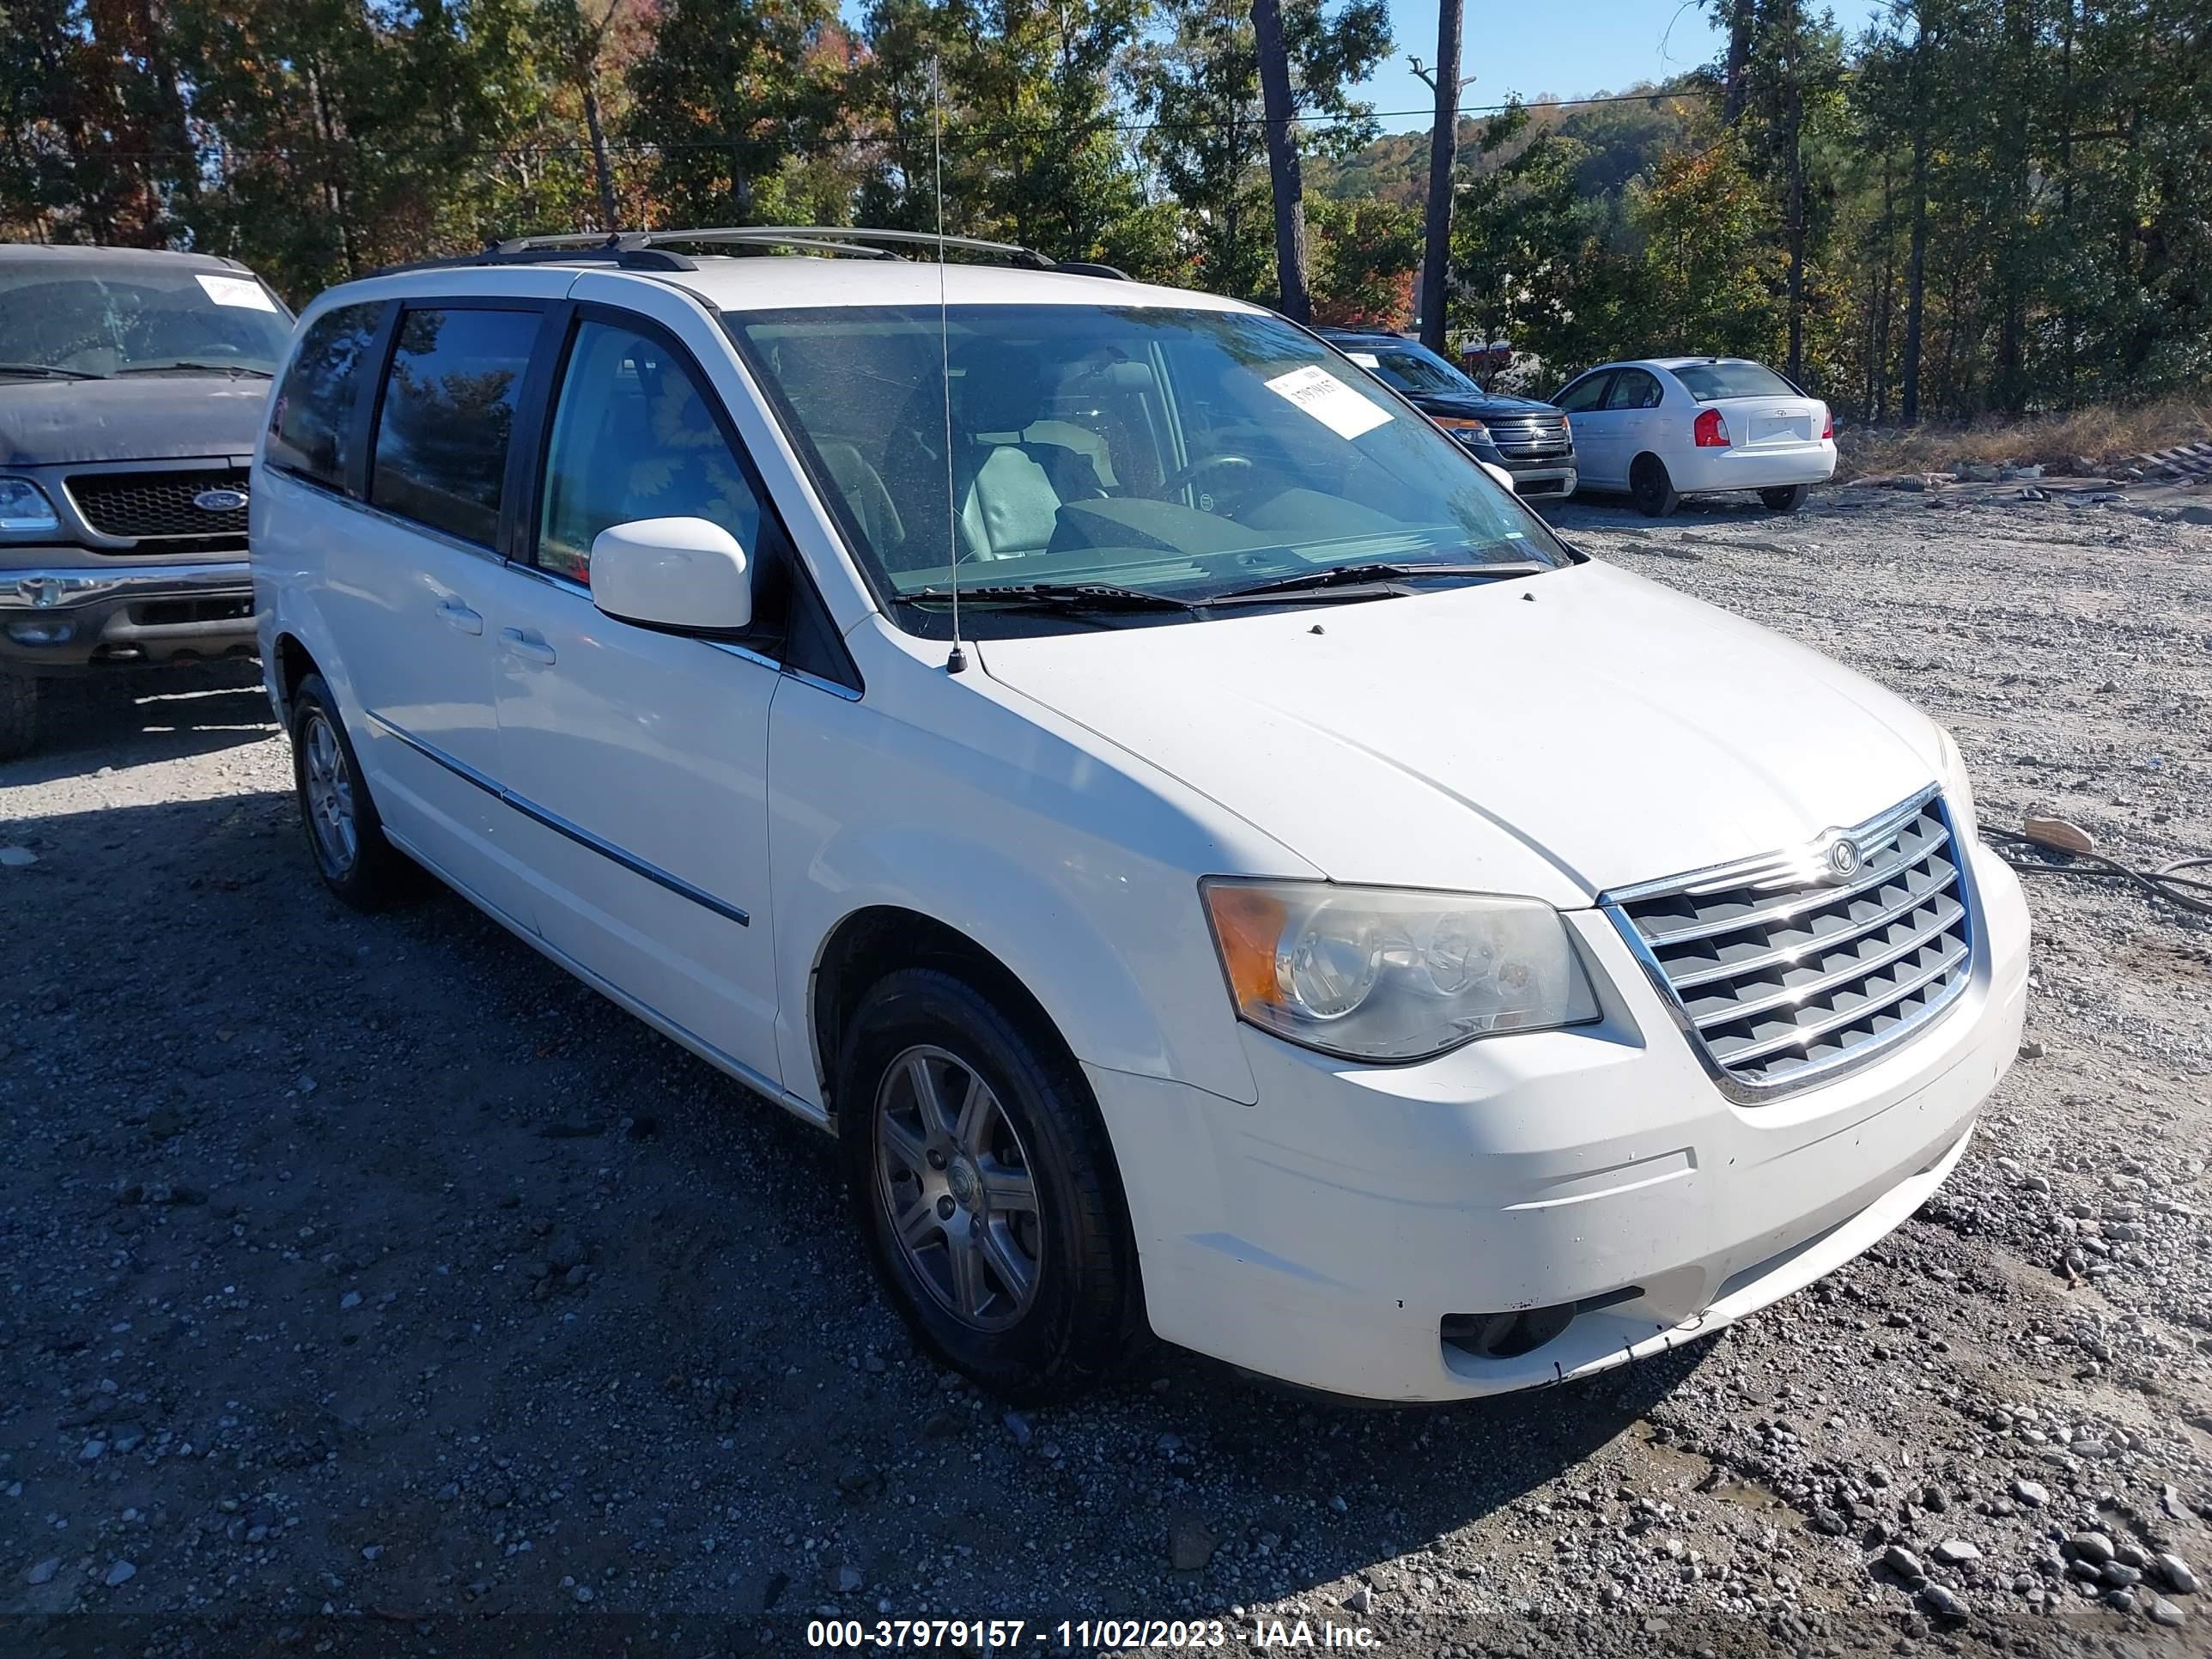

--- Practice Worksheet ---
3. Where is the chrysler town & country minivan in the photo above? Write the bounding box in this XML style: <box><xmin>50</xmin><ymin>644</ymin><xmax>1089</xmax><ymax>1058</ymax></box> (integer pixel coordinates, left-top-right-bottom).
<box><xmin>252</xmin><ymin>229</ymin><xmax>2030</xmax><ymax>1403</ymax></box>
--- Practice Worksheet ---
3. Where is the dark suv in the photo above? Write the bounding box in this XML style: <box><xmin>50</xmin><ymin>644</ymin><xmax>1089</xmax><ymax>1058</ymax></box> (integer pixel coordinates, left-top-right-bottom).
<box><xmin>0</xmin><ymin>245</ymin><xmax>292</xmax><ymax>757</ymax></box>
<box><xmin>1317</xmin><ymin>329</ymin><xmax>1577</xmax><ymax>499</ymax></box>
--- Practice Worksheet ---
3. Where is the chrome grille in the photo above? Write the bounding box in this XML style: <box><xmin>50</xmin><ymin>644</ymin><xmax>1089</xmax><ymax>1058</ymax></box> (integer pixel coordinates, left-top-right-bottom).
<box><xmin>1486</xmin><ymin>415</ymin><xmax>1572</xmax><ymax>459</ymax></box>
<box><xmin>1605</xmin><ymin>790</ymin><xmax>1972</xmax><ymax>1094</ymax></box>
<box><xmin>67</xmin><ymin>468</ymin><xmax>250</xmax><ymax>541</ymax></box>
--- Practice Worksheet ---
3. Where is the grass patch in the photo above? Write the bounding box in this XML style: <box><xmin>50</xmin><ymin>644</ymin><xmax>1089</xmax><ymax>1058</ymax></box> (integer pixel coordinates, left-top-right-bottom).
<box><xmin>1837</xmin><ymin>394</ymin><xmax>2211</xmax><ymax>481</ymax></box>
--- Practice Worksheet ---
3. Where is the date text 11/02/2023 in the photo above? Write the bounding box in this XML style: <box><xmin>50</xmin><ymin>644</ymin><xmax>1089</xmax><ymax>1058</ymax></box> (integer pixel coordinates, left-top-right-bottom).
<box><xmin>803</xmin><ymin>1617</ymin><xmax>1380</xmax><ymax>1649</ymax></box>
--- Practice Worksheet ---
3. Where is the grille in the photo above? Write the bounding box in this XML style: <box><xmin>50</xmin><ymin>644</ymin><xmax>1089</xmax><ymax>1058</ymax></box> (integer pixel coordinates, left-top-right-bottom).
<box><xmin>68</xmin><ymin>468</ymin><xmax>250</xmax><ymax>542</ymax></box>
<box><xmin>1607</xmin><ymin>791</ymin><xmax>1972</xmax><ymax>1093</ymax></box>
<box><xmin>1486</xmin><ymin>416</ymin><xmax>1572</xmax><ymax>460</ymax></box>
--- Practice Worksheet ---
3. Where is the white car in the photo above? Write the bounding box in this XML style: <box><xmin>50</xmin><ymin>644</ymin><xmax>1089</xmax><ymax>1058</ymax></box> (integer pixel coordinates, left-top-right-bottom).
<box><xmin>252</xmin><ymin>230</ymin><xmax>2028</xmax><ymax>1405</ymax></box>
<box><xmin>1553</xmin><ymin>356</ymin><xmax>1837</xmax><ymax>516</ymax></box>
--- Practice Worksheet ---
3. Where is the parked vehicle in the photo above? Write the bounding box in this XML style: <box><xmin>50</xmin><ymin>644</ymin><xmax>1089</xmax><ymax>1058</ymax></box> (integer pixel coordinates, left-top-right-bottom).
<box><xmin>1317</xmin><ymin>328</ymin><xmax>1577</xmax><ymax>499</ymax></box>
<box><xmin>255</xmin><ymin>228</ymin><xmax>2028</xmax><ymax>1405</ymax></box>
<box><xmin>1553</xmin><ymin>356</ymin><xmax>1835</xmax><ymax>516</ymax></box>
<box><xmin>0</xmin><ymin>244</ymin><xmax>291</xmax><ymax>757</ymax></box>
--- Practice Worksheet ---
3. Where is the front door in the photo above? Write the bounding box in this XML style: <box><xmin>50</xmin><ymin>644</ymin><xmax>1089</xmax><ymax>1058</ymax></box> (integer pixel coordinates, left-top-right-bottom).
<box><xmin>488</xmin><ymin>299</ymin><xmax>788</xmax><ymax>1085</ymax></box>
<box><xmin>1552</xmin><ymin>369</ymin><xmax>1620</xmax><ymax>487</ymax></box>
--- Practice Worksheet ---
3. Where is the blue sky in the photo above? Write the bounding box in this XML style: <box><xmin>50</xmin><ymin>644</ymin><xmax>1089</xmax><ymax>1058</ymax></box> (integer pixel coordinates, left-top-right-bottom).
<box><xmin>1356</xmin><ymin>1</ymin><xmax>1887</xmax><ymax>132</ymax></box>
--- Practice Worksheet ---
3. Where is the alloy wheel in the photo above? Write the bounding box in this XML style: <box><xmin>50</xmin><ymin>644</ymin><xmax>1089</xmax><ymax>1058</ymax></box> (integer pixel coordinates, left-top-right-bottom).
<box><xmin>873</xmin><ymin>1044</ymin><xmax>1044</xmax><ymax>1331</ymax></box>
<box><xmin>301</xmin><ymin>710</ymin><xmax>358</xmax><ymax>875</ymax></box>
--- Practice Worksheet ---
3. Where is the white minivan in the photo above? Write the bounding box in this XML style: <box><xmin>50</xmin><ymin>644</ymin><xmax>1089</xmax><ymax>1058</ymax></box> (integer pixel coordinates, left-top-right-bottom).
<box><xmin>252</xmin><ymin>230</ymin><xmax>2029</xmax><ymax>1405</ymax></box>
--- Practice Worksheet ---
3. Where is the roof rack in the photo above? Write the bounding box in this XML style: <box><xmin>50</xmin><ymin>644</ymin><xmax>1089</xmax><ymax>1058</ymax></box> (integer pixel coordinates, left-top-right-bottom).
<box><xmin>370</xmin><ymin>226</ymin><xmax>1127</xmax><ymax>280</ymax></box>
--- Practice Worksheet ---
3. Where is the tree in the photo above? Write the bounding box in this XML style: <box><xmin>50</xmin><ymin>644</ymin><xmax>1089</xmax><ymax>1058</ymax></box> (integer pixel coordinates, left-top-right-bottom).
<box><xmin>627</xmin><ymin>0</ymin><xmax>848</xmax><ymax>225</ymax></box>
<box><xmin>1408</xmin><ymin>1</ymin><xmax>1471</xmax><ymax>352</ymax></box>
<box><xmin>1127</xmin><ymin>0</ymin><xmax>1389</xmax><ymax>305</ymax></box>
<box><xmin>1251</xmin><ymin>0</ymin><xmax>1310</xmax><ymax>320</ymax></box>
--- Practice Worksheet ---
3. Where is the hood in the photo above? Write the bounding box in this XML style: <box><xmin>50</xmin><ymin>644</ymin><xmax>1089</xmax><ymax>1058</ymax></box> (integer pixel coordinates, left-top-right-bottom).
<box><xmin>0</xmin><ymin>376</ymin><xmax>270</xmax><ymax>466</ymax></box>
<box><xmin>1406</xmin><ymin>389</ymin><xmax>1559</xmax><ymax>420</ymax></box>
<box><xmin>974</xmin><ymin>561</ymin><xmax>1943</xmax><ymax>904</ymax></box>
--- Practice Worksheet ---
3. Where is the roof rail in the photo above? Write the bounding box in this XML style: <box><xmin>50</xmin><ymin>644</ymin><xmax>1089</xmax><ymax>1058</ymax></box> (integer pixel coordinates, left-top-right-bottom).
<box><xmin>370</xmin><ymin>226</ymin><xmax>1131</xmax><ymax>280</ymax></box>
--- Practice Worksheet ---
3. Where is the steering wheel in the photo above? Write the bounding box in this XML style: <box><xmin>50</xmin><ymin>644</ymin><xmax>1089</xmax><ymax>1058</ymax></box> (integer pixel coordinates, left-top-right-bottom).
<box><xmin>1153</xmin><ymin>453</ymin><xmax>1258</xmax><ymax>506</ymax></box>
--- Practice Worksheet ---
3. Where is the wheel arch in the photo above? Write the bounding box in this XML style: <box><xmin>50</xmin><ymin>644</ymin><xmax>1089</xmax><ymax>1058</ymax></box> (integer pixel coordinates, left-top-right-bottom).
<box><xmin>809</xmin><ymin>906</ymin><xmax>1079</xmax><ymax>1125</ymax></box>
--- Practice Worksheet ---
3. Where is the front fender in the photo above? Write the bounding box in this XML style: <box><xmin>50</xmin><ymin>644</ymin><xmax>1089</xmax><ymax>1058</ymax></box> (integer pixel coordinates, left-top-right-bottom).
<box><xmin>765</xmin><ymin>661</ymin><xmax>1304</xmax><ymax>1110</ymax></box>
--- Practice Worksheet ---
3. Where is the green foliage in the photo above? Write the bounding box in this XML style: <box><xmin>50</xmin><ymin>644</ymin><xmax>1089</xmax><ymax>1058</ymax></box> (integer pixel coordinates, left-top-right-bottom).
<box><xmin>1125</xmin><ymin>0</ymin><xmax>1389</xmax><ymax>301</ymax></box>
<box><xmin>0</xmin><ymin>0</ymin><xmax>2201</xmax><ymax>426</ymax></box>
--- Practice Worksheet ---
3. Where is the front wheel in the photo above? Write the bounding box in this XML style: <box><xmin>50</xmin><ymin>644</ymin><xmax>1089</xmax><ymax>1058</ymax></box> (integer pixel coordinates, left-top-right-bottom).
<box><xmin>1760</xmin><ymin>483</ymin><xmax>1811</xmax><ymax>513</ymax></box>
<box><xmin>1631</xmin><ymin>454</ymin><xmax>1680</xmax><ymax>517</ymax></box>
<box><xmin>838</xmin><ymin>968</ymin><xmax>1141</xmax><ymax>1401</ymax></box>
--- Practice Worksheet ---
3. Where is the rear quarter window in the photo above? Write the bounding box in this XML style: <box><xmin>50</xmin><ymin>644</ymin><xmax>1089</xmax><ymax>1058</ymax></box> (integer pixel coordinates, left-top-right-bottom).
<box><xmin>267</xmin><ymin>303</ymin><xmax>383</xmax><ymax>494</ymax></box>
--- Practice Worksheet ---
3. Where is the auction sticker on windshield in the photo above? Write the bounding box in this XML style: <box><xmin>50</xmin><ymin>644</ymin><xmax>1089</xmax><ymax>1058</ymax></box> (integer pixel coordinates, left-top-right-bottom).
<box><xmin>195</xmin><ymin>273</ymin><xmax>278</xmax><ymax>311</ymax></box>
<box><xmin>1264</xmin><ymin>363</ymin><xmax>1392</xmax><ymax>440</ymax></box>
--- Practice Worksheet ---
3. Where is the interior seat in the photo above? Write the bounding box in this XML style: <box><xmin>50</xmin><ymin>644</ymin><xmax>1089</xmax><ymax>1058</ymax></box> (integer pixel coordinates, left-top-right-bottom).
<box><xmin>952</xmin><ymin>353</ymin><xmax>1109</xmax><ymax>561</ymax></box>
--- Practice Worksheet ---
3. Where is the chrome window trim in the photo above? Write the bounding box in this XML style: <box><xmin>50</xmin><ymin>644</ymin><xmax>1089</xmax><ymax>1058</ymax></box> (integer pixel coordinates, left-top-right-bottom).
<box><xmin>365</xmin><ymin>712</ymin><xmax>750</xmax><ymax>928</ymax></box>
<box><xmin>1599</xmin><ymin>784</ymin><xmax>1981</xmax><ymax>1103</ymax></box>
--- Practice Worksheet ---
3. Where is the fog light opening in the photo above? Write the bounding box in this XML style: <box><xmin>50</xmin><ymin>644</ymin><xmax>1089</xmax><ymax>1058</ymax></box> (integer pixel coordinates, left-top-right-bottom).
<box><xmin>1442</xmin><ymin>1304</ymin><xmax>1576</xmax><ymax>1360</ymax></box>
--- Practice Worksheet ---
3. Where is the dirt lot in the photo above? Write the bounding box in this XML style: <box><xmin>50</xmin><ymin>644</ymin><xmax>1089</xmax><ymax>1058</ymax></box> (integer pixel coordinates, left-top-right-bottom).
<box><xmin>3</xmin><ymin>481</ymin><xmax>2210</xmax><ymax>1659</ymax></box>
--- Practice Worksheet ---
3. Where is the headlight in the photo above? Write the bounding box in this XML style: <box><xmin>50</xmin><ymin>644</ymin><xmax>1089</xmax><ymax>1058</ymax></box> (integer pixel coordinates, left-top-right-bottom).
<box><xmin>1201</xmin><ymin>879</ymin><xmax>1600</xmax><ymax>1062</ymax></box>
<box><xmin>0</xmin><ymin>477</ymin><xmax>60</xmax><ymax>538</ymax></box>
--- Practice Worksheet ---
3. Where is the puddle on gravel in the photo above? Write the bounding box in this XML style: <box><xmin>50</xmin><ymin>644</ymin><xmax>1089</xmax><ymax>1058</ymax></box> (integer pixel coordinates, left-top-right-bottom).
<box><xmin>1626</xmin><ymin>1423</ymin><xmax>1804</xmax><ymax>1528</ymax></box>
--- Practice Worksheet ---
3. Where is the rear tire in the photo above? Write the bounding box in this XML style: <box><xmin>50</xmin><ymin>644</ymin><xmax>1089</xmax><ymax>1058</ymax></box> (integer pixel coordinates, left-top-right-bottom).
<box><xmin>288</xmin><ymin>672</ymin><xmax>413</xmax><ymax>908</ymax></box>
<box><xmin>1760</xmin><ymin>483</ymin><xmax>1811</xmax><ymax>513</ymax></box>
<box><xmin>0</xmin><ymin>671</ymin><xmax>39</xmax><ymax>762</ymax></box>
<box><xmin>1631</xmin><ymin>454</ymin><xmax>1680</xmax><ymax>517</ymax></box>
<box><xmin>838</xmin><ymin>967</ymin><xmax>1141</xmax><ymax>1403</ymax></box>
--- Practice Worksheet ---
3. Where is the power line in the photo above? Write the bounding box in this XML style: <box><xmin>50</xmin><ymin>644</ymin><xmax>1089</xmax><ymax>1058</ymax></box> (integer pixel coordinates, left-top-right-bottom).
<box><xmin>21</xmin><ymin>88</ymin><xmax>1716</xmax><ymax>166</ymax></box>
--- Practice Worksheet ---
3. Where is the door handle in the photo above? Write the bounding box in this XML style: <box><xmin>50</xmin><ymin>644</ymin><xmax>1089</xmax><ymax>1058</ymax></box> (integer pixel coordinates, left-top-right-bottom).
<box><xmin>500</xmin><ymin>626</ymin><xmax>556</xmax><ymax>665</ymax></box>
<box><xmin>435</xmin><ymin>599</ymin><xmax>483</xmax><ymax>635</ymax></box>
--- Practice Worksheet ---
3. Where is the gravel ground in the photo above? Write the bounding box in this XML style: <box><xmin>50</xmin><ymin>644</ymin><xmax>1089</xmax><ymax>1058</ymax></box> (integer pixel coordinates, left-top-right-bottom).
<box><xmin>2</xmin><ymin>481</ymin><xmax>2209</xmax><ymax>1659</ymax></box>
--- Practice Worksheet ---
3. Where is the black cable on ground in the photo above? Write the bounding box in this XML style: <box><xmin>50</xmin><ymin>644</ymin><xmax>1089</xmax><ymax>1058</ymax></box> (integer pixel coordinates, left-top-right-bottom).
<box><xmin>1983</xmin><ymin>826</ymin><xmax>2212</xmax><ymax>920</ymax></box>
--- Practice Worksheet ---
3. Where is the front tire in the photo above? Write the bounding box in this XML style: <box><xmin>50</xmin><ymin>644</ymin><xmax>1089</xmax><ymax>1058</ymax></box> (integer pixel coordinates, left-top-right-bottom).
<box><xmin>1760</xmin><ymin>483</ymin><xmax>1811</xmax><ymax>513</ymax></box>
<box><xmin>0</xmin><ymin>671</ymin><xmax>40</xmax><ymax>761</ymax></box>
<box><xmin>289</xmin><ymin>672</ymin><xmax>412</xmax><ymax>908</ymax></box>
<box><xmin>1631</xmin><ymin>454</ymin><xmax>1680</xmax><ymax>517</ymax></box>
<box><xmin>838</xmin><ymin>968</ymin><xmax>1140</xmax><ymax>1402</ymax></box>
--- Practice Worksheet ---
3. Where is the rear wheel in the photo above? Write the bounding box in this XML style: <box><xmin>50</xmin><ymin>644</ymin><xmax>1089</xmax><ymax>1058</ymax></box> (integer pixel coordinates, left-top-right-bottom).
<box><xmin>0</xmin><ymin>671</ymin><xmax>39</xmax><ymax>762</ymax></box>
<box><xmin>839</xmin><ymin>967</ymin><xmax>1140</xmax><ymax>1402</ymax></box>
<box><xmin>1760</xmin><ymin>483</ymin><xmax>1811</xmax><ymax>513</ymax></box>
<box><xmin>289</xmin><ymin>672</ymin><xmax>412</xmax><ymax>908</ymax></box>
<box><xmin>1631</xmin><ymin>453</ymin><xmax>1680</xmax><ymax>517</ymax></box>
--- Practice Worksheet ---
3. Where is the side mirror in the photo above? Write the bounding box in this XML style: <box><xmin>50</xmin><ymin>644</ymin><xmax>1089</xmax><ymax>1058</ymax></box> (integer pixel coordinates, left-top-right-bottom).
<box><xmin>1479</xmin><ymin>460</ymin><xmax>1517</xmax><ymax>494</ymax></box>
<box><xmin>589</xmin><ymin>517</ymin><xmax>751</xmax><ymax>633</ymax></box>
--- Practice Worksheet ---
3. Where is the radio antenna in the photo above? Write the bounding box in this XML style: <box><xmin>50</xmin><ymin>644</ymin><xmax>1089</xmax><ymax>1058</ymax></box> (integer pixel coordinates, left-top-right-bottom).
<box><xmin>933</xmin><ymin>54</ymin><xmax>966</xmax><ymax>675</ymax></box>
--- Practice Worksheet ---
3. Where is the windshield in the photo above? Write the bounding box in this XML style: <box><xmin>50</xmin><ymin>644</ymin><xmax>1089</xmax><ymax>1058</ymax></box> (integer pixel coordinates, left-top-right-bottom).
<box><xmin>0</xmin><ymin>259</ymin><xmax>291</xmax><ymax>379</ymax></box>
<box><xmin>727</xmin><ymin>304</ymin><xmax>1565</xmax><ymax>632</ymax></box>
<box><xmin>1670</xmin><ymin>360</ymin><xmax>1799</xmax><ymax>402</ymax></box>
<box><xmin>1352</xmin><ymin>341</ymin><xmax>1479</xmax><ymax>396</ymax></box>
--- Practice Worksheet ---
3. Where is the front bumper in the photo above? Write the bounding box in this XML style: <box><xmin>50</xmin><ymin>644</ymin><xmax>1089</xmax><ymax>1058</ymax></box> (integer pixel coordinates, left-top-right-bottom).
<box><xmin>0</xmin><ymin>561</ymin><xmax>256</xmax><ymax>672</ymax></box>
<box><xmin>1093</xmin><ymin>842</ymin><xmax>2030</xmax><ymax>1402</ymax></box>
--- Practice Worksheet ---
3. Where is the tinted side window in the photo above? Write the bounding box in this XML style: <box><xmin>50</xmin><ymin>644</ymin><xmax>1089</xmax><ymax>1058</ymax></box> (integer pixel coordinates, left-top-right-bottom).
<box><xmin>536</xmin><ymin>319</ymin><xmax>769</xmax><ymax>586</ymax></box>
<box><xmin>368</xmin><ymin>307</ymin><xmax>538</xmax><ymax>546</ymax></box>
<box><xmin>1603</xmin><ymin>369</ymin><xmax>1663</xmax><ymax>410</ymax></box>
<box><xmin>266</xmin><ymin>302</ymin><xmax>381</xmax><ymax>492</ymax></box>
<box><xmin>1553</xmin><ymin>372</ymin><xmax>1613</xmax><ymax>414</ymax></box>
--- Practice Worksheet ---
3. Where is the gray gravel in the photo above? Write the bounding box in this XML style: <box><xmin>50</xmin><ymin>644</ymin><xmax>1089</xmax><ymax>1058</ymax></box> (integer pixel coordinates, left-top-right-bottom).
<box><xmin>1</xmin><ymin>481</ymin><xmax>2208</xmax><ymax>1656</ymax></box>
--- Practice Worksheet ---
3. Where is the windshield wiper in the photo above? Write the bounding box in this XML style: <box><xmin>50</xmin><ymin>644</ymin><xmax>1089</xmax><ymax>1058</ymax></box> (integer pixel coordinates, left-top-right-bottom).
<box><xmin>1212</xmin><ymin>560</ymin><xmax>1552</xmax><ymax>601</ymax></box>
<box><xmin>0</xmin><ymin>362</ymin><xmax>105</xmax><ymax>380</ymax></box>
<box><xmin>113</xmin><ymin>361</ymin><xmax>273</xmax><ymax>377</ymax></box>
<box><xmin>901</xmin><ymin>581</ymin><xmax>1201</xmax><ymax>614</ymax></box>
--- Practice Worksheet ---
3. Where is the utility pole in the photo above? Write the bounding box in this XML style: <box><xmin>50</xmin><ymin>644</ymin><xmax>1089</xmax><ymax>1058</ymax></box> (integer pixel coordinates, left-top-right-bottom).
<box><xmin>1252</xmin><ymin>0</ymin><xmax>1311</xmax><ymax>321</ymax></box>
<box><xmin>1410</xmin><ymin>4</ymin><xmax>1475</xmax><ymax>355</ymax></box>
